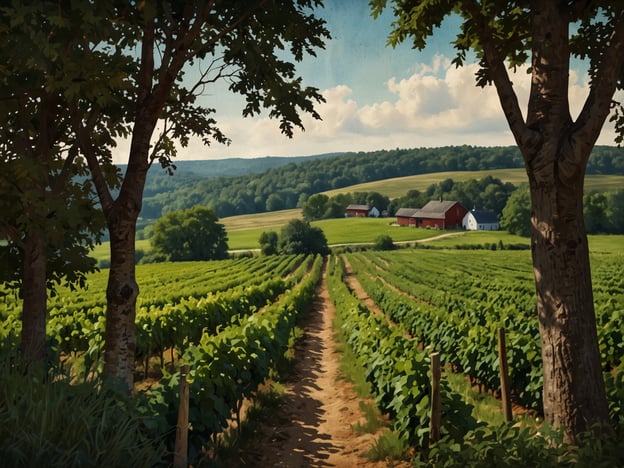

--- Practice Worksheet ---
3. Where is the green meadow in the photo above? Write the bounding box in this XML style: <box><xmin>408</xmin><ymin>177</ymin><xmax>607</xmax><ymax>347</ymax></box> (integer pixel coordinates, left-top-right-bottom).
<box><xmin>223</xmin><ymin>215</ymin><xmax>450</xmax><ymax>250</ymax></box>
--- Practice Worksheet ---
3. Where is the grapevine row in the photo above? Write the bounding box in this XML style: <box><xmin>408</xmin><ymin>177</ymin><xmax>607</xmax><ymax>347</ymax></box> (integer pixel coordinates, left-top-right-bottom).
<box><xmin>144</xmin><ymin>255</ymin><xmax>324</xmax><ymax>450</ymax></box>
<box><xmin>344</xmin><ymin>249</ymin><xmax>624</xmax><ymax>419</ymax></box>
<box><xmin>327</xmin><ymin>256</ymin><xmax>479</xmax><ymax>448</ymax></box>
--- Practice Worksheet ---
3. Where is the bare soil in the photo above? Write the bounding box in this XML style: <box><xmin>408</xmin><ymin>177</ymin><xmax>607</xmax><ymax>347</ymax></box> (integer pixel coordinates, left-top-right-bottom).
<box><xmin>242</xmin><ymin>262</ymin><xmax>411</xmax><ymax>467</ymax></box>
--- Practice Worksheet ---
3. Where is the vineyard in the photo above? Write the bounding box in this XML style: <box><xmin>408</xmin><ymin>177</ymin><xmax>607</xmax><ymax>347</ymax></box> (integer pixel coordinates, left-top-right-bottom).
<box><xmin>2</xmin><ymin>245</ymin><xmax>624</xmax><ymax>464</ymax></box>
<box><xmin>331</xmin><ymin>248</ymin><xmax>624</xmax><ymax>451</ymax></box>
<box><xmin>1</xmin><ymin>254</ymin><xmax>324</xmax><ymax>462</ymax></box>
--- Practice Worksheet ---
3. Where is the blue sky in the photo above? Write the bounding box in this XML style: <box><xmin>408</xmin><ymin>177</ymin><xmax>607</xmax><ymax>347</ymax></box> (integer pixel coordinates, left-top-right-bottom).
<box><xmin>113</xmin><ymin>2</ymin><xmax>620</xmax><ymax>162</ymax></box>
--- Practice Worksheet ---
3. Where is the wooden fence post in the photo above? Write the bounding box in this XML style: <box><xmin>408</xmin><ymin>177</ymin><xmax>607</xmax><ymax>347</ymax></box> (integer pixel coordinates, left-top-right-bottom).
<box><xmin>174</xmin><ymin>365</ymin><xmax>190</xmax><ymax>468</ymax></box>
<box><xmin>497</xmin><ymin>328</ymin><xmax>513</xmax><ymax>422</ymax></box>
<box><xmin>429</xmin><ymin>352</ymin><xmax>441</xmax><ymax>444</ymax></box>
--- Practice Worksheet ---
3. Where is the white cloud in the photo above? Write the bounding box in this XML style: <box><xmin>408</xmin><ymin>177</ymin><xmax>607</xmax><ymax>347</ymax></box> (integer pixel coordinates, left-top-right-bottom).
<box><xmin>111</xmin><ymin>56</ymin><xmax>622</xmax><ymax>163</ymax></box>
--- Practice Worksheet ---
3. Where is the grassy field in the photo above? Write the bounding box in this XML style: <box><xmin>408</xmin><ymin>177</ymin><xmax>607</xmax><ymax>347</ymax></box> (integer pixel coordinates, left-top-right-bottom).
<box><xmin>226</xmin><ymin>216</ymin><xmax>450</xmax><ymax>250</ymax></box>
<box><xmin>588</xmin><ymin>234</ymin><xmax>624</xmax><ymax>253</ymax></box>
<box><xmin>314</xmin><ymin>218</ymin><xmax>447</xmax><ymax>245</ymax></box>
<box><xmin>420</xmin><ymin>230</ymin><xmax>531</xmax><ymax>248</ymax></box>
<box><xmin>221</xmin><ymin>209</ymin><xmax>302</xmax><ymax>231</ymax></box>
<box><xmin>91</xmin><ymin>239</ymin><xmax>151</xmax><ymax>264</ymax></box>
<box><xmin>320</xmin><ymin>169</ymin><xmax>624</xmax><ymax>199</ymax></box>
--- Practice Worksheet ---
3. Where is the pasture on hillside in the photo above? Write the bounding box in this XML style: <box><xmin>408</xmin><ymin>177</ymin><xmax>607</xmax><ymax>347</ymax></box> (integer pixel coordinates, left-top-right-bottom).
<box><xmin>321</xmin><ymin>169</ymin><xmax>624</xmax><ymax>199</ymax></box>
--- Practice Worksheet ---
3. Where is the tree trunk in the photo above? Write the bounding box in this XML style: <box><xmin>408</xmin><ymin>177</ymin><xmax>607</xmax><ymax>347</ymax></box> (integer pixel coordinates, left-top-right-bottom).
<box><xmin>521</xmin><ymin>1</ymin><xmax>610</xmax><ymax>440</ymax></box>
<box><xmin>527</xmin><ymin>145</ymin><xmax>609</xmax><ymax>440</ymax></box>
<box><xmin>103</xmin><ymin>208</ymin><xmax>140</xmax><ymax>391</ymax></box>
<box><xmin>20</xmin><ymin>231</ymin><xmax>47</xmax><ymax>364</ymax></box>
<box><xmin>101</xmin><ymin>121</ymin><xmax>153</xmax><ymax>392</ymax></box>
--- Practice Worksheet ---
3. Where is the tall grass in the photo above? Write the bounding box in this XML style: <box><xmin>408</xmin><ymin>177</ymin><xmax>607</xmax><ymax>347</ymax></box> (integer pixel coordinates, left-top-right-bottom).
<box><xmin>0</xmin><ymin>353</ymin><xmax>165</xmax><ymax>467</ymax></box>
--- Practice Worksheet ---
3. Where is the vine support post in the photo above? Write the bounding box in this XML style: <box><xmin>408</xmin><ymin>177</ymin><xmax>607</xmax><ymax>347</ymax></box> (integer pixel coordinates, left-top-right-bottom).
<box><xmin>174</xmin><ymin>365</ymin><xmax>190</xmax><ymax>468</ymax></box>
<box><xmin>497</xmin><ymin>328</ymin><xmax>513</xmax><ymax>422</ymax></box>
<box><xmin>429</xmin><ymin>351</ymin><xmax>441</xmax><ymax>444</ymax></box>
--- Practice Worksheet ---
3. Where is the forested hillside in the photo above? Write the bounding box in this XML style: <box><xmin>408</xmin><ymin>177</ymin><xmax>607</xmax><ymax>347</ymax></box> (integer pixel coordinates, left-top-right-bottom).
<box><xmin>139</xmin><ymin>145</ymin><xmax>624</xmax><ymax>219</ymax></box>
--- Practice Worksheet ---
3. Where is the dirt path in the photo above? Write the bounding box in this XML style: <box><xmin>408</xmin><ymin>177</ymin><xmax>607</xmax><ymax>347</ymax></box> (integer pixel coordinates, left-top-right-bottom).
<box><xmin>243</xmin><ymin>261</ymin><xmax>410</xmax><ymax>467</ymax></box>
<box><xmin>341</xmin><ymin>257</ymin><xmax>384</xmax><ymax>316</ymax></box>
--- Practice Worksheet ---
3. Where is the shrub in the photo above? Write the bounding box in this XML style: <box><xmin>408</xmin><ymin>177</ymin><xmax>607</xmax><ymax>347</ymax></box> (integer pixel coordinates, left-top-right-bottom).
<box><xmin>373</xmin><ymin>234</ymin><xmax>395</xmax><ymax>251</ymax></box>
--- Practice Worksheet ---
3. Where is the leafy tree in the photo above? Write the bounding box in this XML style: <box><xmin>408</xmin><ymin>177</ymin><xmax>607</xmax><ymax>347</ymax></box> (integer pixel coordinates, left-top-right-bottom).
<box><xmin>0</xmin><ymin>2</ymin><xmax>117</xmax><ymax>364</ymax></box>
<box><xmin>390</xmin><ymin>189</ymin><xmax>430</xmax><ymax>214</ymax></box>
<box><xmin>366</xmin><ymin>191</ymin><xmax>390</xmax><ymax>211</ymax></box>
<box><xmin>443</xmin><ymin>177</ymin><xmax>515</xmax><ymax>213</ymax></box>
<box><xmin>150</xmin><ymin>206</ymin><xmax>228</xmax><ymax>261</ymax></box>
<box><xmin>606</xmin><ymin>191</ymin><xmax>624</xmax><ymax>234</ymax></box>
<box><xmin>265</xmin><ymin>193</ymin><xmax>285</xmax><ymax>212</ymax></box>
<box><xmin>372</xmin><ymin>0</ymin><xmax>624</xmax><ymax>439</ymax></box>
<box><xmin>279</xmin><ymin>219</ymin><xmax>329</xmax><ymax>255</ymax></box>
<box><xmin>351</xmin><ymin>192</ymin><xmax>369</xmax><ymax>205</ymax></box>
<box><xmin>500</xmin><ymin>185</ymin><xmax>531</xmax><ymax>237</ymax></box>
<box><xmin>480</xmin><ymin>181</ymin><xmax>513</xmax><ymax>214</ymax></box>
<box><xmin>584</xmin><ymin>192</ymin><xmax>610</xmax><ymax>234</ymax></box>
<box><xmin>323</xmin><ymin>199</ymin><xmax>346</xmax><ymax>219</ymax></box>
<box><xmin>332</xmin><ymin>192</ymin><xmax>354</xmax><ymax>208</ymax></box>
<box><xmin>302</xmin><ymin>193</ymin><xmax>329</xmax><ymax>220</ymax></box>
<box><xmin>70</xmin><ymin>1</ymin><xmax>330</xmax><ymax>390</ymax></box>
<box><xmin>438</xmin><ymin>178</ymin><xmax>455</xmax><ymax>195</ymax></box>
<box><xmin>259</xmin><ymin>231</ymin><xmax>279</xmax><ymax>256</ymax></box>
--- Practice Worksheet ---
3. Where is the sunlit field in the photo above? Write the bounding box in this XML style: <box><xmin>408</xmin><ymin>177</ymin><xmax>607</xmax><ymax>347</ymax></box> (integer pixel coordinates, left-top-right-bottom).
<box><xmin>321</xmin><ymin>169</ymin><xmax>624</xmax><ymax>199</ymax></box>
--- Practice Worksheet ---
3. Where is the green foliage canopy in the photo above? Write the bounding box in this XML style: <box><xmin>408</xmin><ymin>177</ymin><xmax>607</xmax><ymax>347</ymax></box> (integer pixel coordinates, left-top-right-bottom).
<box><xmin>302</xmin><ymin>194</ymin><xmax>329</xmax><ymax>220</ymax></box>
<box><xmin>150</xmin><ymin>206</ymin><xmax>228</xmax><ymax>261</ymax></box>
<box><xmin>373</xmin><ymin>234</ymin><xmax>395</xmax><ymax>251</ymax></box>
<box><xmin>140</xmin><ymin>146</ymin><xmax>624</xmax><ymax>219</ymax></box>
<box><xmin>0</xmin><ymin>2</ymin><xmax>118</xmax><ymax>294</ymax></box>
<box><xmin>259</xmin><ymin>231</ymin><xmax>279</xmax><ymax>255</ymax></box>
<box><xmin>500</xmin><ymin>185</ymin><xmax>531</xmax><ymax>237</ymax></box>
<box><xmin>279</xmin><ymin>219</ymin><xmax>329</xmax><ymax>255</ymax></box>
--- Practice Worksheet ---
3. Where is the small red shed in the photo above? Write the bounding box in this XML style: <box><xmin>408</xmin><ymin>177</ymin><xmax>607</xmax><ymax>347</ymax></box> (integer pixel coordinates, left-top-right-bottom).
<box><xmin>345</xmin><ymin>204</ymin><xmax>373</xmax><ymax>217</ymax></box>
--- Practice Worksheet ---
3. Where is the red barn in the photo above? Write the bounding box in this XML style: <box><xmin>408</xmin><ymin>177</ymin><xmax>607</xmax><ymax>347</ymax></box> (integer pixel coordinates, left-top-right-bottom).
<box><xmin>395</xmin><ymin>207</ymin><xmax>419</xmax><ymax>226</ymax></box>
<box><xmin>345</xmin><ymin>204</ymin><xmax>375</xmax><ymax>217</ymax></box>
<box><xmin>396</xmin><ymin>200</ymin><xmax>468</xmax><ymax>229</ymax></box>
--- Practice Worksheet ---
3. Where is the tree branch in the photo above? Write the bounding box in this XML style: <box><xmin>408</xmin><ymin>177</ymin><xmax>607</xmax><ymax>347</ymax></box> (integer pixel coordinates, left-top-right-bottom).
<box><xmin>573</xmin><ymin>7</ymin><xmax>624</xmax><ymax>154</ymax></box>
<box><xmin>189</xmin><ymin>57</ymin><xmax>238</xmax><ymax>96</ymax></box>
<box><xmin>568</xmin><ymin>0</ymin><xmax>596</xmax><ymax>22</ymax></box>
<box><xmin>70</xmin><ymin>103</ymin><xmax>115</xmax><ymax>215</ymax></box>
<box><xmin>463</xmin><ymin>0</ymin><xmax>541</xmax><ymax>156</ymax></box>
<box><xmin>137</xmin><ymin>17</ymin><xmax>156</xmax><ymax>107</ymax></box>
<box><xmin>52</xmin><ymin>143</ymin><xmax>79</xmax><ymax>194</ymax></box>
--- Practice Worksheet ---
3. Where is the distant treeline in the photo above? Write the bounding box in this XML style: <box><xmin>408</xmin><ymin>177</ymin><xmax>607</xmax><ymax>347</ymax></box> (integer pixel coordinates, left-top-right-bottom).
<box><xmin>139</xmin><ymin>145</ymin><xmax>624</xmax><ymax>219</ymax></box>
<box><xmin>301</xmin><ymin>176</ymin><xmax>516</xmax><ymax>221</ymax></box>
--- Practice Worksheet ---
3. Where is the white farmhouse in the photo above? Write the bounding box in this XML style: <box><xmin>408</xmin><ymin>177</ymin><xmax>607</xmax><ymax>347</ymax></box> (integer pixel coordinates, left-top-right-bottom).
<box><xmin>368</xmin><ymin>206</ymin><xmax>381</xmax><ymax>217</ymax></box>
<box><xmin>462</xmin><ymin>209</ymin><xmax>500</xmax><ymax>231</ymax></box>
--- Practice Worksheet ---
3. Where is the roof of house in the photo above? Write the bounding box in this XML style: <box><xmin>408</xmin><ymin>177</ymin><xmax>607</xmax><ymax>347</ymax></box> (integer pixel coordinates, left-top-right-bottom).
<box><xmin>395</xmin><ymin>207</ymin><xmax>419</xmax><ymax>217</ymax></box>
<box><xmin>410</xmin><ymin>200</ymin><xmax>463</xmax><ymax>219</ymax></box>
<box><xmin>346</xmin><ymin>204</ymin><xmax>371</xmax><ymax>211</ymax></box>
<box><xmin>467</xmin><ymin>209</ymin><xmax>499</xmax><ymax>224</ymax></box>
